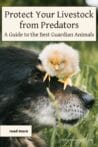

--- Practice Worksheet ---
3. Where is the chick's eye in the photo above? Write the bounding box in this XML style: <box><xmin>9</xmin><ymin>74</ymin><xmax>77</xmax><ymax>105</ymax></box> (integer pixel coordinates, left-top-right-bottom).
<box><xmin>62</xmin><ymin>60</ymin><xmax>68</xmax><ymax>65</ymax></box>
<box><xmin>50</xmin><ymin>61</ymin><xmax>53</xmax><ymax>64</ymax></box>
<box><xmin>61</xmin><ymin>60</ymin><xmax>65</xmax><ymax>64</ymax></box>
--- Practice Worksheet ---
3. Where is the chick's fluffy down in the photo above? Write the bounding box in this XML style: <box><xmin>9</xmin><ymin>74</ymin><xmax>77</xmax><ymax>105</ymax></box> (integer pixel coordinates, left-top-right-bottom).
<box><xmin>39</xmin><ymin>43</ymin><xmax>80</xmax><ymax>77</ymax></box>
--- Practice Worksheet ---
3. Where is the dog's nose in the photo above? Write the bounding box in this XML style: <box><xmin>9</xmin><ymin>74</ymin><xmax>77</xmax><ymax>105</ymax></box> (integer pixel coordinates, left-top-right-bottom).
<box><xmin>66</xmin><ymin>86</ymin><xmax>95</xmax><ymax>109</ymax></box>
<box><xmin>81</xmin><ymin>93</ymin><xmax>95</xmax><ymax>109</ymax></box>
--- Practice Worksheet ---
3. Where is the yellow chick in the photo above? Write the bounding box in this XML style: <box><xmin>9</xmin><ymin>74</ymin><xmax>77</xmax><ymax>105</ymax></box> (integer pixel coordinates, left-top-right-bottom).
<box><xmin>38</xmin><ymin>43</ymin><xmax>80</xmax><ymax>89</ymax></box>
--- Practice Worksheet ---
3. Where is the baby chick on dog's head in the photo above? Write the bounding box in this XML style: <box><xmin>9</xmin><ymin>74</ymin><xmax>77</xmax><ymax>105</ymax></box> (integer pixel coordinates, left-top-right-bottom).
<box><xmin>38</xmin><ymin>43</ymin><xmax>80</xmax><ymax>89</ymax></box>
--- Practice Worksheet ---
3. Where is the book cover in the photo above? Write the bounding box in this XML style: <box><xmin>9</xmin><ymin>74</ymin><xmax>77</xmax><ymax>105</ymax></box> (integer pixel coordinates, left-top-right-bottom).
<box><xmin>0</xmin><ymin>1</ymin><xmax>98</xmax><ymax>147</ymax></box>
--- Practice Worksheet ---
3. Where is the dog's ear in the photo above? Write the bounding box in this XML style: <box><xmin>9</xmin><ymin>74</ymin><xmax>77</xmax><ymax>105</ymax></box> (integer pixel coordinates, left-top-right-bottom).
<box><xmin>10</xmin><ymin>138</ymin><xmax>35</xmax><ymax>147</ymax></box>
<box><xmin>4</xmin><ymin>135</ymin><xmax>46</xmax><ymax>147</ymax></box>
<box><xmin>31</xmin><ymin>134</ymin><xmax>46</xmax><ymax>147</ymax></box>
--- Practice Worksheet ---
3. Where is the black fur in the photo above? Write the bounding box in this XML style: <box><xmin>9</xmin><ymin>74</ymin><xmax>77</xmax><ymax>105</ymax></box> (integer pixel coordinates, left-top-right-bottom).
<box><xmin>0</xmin><ymin>47</ymin><xmax>40</xmax><ymax>121</ymax></box>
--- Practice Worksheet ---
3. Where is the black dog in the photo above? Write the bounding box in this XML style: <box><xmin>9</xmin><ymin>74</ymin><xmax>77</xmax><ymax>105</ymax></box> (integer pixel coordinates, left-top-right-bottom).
<box><xmin>0</xmin><ymin>47</ymin><xmax>94</xmax><ymax>147</ymax></box>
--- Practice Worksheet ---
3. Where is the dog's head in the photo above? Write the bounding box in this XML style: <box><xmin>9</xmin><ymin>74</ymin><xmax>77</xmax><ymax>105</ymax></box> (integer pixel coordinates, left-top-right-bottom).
<box><xmin>6</xmin><ymin>77</ymin><xmax>94</xmax><ymax>131</ymax></box>
<box><xmin>0</xmin><ymin>47</ymin><xmax>94</xmax><ymax>129</ymax></box>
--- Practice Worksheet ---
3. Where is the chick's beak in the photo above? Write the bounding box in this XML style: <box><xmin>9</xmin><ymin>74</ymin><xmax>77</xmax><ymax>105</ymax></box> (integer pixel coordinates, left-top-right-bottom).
<box><xmin>55</xmin><ymin>65</ymin><xmax>59</xmax><ymax>70</ymax></box>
